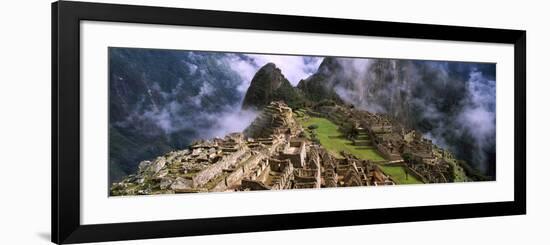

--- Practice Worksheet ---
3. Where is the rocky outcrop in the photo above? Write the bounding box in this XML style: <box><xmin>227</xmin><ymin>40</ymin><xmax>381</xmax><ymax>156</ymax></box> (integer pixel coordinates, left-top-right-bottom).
<box><xmin>110</xmin><ymin>101</ymin><xmax>400</xmax><ymax>196</ymax></box>
<box><xmin>110</xmin><ymin>133</ymin><xmax>250</xmax><ymax>195</ymax></box>
<box><xmin>243</xmin><ymin>101</ymin><xmax>301</xmax><ymax>139</ymax></box>
<box><xmin>242</xmin><ymin>63</ymin><xmax>305</xmax><ymax>110</ymax></box>
<box><xmin>299</xmin><ymin>57</ymin><xmax>495</xmax><ymax>178</ymax></box>
<box><xmin>296</xmin><ymin>57</ymin><xmax>345</xmax><ymax>103</ymax></box>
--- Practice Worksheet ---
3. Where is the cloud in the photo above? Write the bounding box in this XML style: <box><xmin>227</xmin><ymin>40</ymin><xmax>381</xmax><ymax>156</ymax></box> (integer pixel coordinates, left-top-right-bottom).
<box><xmin>329</xmin><ymin>58</ymin><xmax>496</xmax><ymax>175</ymax></box>
<box><xmin>201</xmin><ymin>108</ymin><xmax>259</xmax><ymax>139</ymax></box>
<box><xmin>190</xmin><ymin>82</ymin><xmax>214</xmax><ymax>106</ymax></box>
<box><xmin>196</xmin><ymin>53</ymin><xmax>321</xmax><ymax>141</ymax></box>
<box><xmin>186</xmin><ymin>52</ymin><xmax>322</xmax><ymax>142</ymax></box>
<box><xmin>116</xmin><ymin>52</ymin><xmax>266</xmax><ymax>139</ymax></box>
<box><xmin>227</xmin><ymin>53</ymin><xmax>322</xmax><ymax>88</ymax></box>
<box><xmin>455</xmin><ymin>71</ymin><xmax>496</xmax><ymax>173</ymax></box>
<box><xmin>246</xmin><ymin>54</ymin><xmax>322</xmax><ymax>85</ymax></box>
<box><xmin>333</xmin><ymin>58</ymin><xmax>375</xmax><ymax>110</ymax></box>
<box><xmin>227</xmin><ymin>55</ymin><xmax>260</xmax><ymax>93</ymax></box>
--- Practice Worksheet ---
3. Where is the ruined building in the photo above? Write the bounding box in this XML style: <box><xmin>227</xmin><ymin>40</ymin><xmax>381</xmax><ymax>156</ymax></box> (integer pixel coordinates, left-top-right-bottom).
<box><xmin>110</xmin><ymin>101</ymin><xmax>396</xmax><ymax>196</ymax></box>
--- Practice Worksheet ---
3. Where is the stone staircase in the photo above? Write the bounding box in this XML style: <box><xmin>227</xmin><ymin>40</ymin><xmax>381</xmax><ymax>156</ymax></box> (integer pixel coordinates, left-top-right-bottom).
<box><xmin>353</xmin><ymin>128</ymin><xmax>372</xmax><ymax>146</ymax></box>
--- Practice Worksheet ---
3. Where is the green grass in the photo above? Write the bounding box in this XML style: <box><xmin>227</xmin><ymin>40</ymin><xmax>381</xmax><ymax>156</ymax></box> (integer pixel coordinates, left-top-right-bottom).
<box><xmin>298</xmin><ymin>116</ymin><xmax>386</xmax><ymax>161</ymax></box>
<box><xmin>378</xmin><ymin>165</ymin><xmax>423</xmax><ymax>184</ymax></box>
<box><xmin>298</xmin><ymin>115</ymin><xmax>424</xmax><ymax>185</ymax></box>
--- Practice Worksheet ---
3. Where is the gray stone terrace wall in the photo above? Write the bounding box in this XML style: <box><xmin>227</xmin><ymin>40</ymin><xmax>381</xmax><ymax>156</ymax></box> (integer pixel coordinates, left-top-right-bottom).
<box><xmin>192</xmin><ymin>148</ymin><xmax>247</xmax><ymax>188</ymax></box>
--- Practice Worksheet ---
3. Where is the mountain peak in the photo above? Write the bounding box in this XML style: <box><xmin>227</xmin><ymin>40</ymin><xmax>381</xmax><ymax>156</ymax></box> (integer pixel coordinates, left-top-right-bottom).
<box><xmin>316</xmin><ymin>57</ymin><xmax>343</xmax><ymax>76</ymax></box>
<box><xmin>296</xmin><ymin>57</ymin><xmax>345</xmax><ymax>103</ymax></box>
<box><xmin>262</xmin><ymin>62</ymin><xmax>277</xmax><ymax>69</ymax></box>
<box><xmin>242</xmin><ymin>63</ymin><xmax>304</xmax><ymax>110</ymax></box>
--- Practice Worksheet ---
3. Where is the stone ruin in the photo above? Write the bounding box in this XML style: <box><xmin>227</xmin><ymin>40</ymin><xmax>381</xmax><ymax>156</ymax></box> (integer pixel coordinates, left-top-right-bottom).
<box><xmin>299</xmin><ymin>102</ymin><xmax>464</xmax><ymax>183</ymax></box>
<box><xmin>244</xmin><ymin>101</ymin><xmax>300</xmax><ymax>138</ymax></box>
<box><xmin>318</xmin><ymin>104</ymin><xmax>463</xmax><ymax>183</ymax></box>
<box><xmin>111</xmin><ymin>101</ymin><xmax>398</xmax><ymax>196</ymax></box>
<box><xmin>110</xmin><ymin>99</ymin><xmax>469</xmax><ymax>197</ymax></box>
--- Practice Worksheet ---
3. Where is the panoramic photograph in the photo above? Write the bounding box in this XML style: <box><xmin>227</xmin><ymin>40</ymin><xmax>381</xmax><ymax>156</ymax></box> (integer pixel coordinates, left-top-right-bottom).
<box><xmin>108</xmin><ymin>47</ymin><xmax>496</xmax><ymax>196</ymax></box>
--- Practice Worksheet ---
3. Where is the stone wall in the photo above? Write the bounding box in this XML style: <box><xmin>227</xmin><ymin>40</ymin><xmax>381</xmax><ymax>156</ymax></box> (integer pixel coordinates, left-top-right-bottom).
<box><xmin>268</xmin><ymin>159</ymin><xmax>294</xmax><ymax>190</ymax></box>
<box><xmin>375</xmin><ymin>143</ymin><xmax>402</xmax><ymax>161</ymax></box>
<box><xmin>240</xmin><ymin>180</ymin><xmax>271</xmax><ymax>190</ymax></box>
<box><xmin>282</xmin><ymin>140</ymin><xmax>306</xmax><ymax>168</ymax></box>
<box><xmin>211</xmin><ymin>152</ymin><xmax>267</xmax><ymax>192</ymax></box>
<box><xmin>294</xmin><ymin>168</ymin><xmax>321</xmax><ymax>188</ymax></box>
<box><xmin>192</xmin><ymin>148</ymin><xmax>248</xmax><ymax>188</ymax></box>
<box><xmin>385</xmin><ymin>162</ymin><xmax>426</xmax><ymax>183</ymax></box>
<box><xmin>323</xmin><ymin>168</ymin><xmax>338</xmax><ymax>187</ymax></box>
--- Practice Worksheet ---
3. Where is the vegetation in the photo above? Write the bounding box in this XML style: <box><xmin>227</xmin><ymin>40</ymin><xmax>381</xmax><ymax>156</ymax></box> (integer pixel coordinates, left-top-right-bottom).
<box><xmin>307</xmin><ymin>124</ymin><xmax>319</xmax><ymax>130</ymax></box>
<box><xmin>296</xmin><ymin>76</ymin><xmax>343</xmax><ymax>103</ymax></box>
<box><xmin>293</xmin><ymin>109</ymin><xmax>307</xmax><ymax>118</ymax></box>
<box><xmin>377</xmin><ymin>165</ymin><xmax>423</xmax><ymax>185</ymax></box>
<box><xmin>457</xmin><ymin>160</ymin><xmax>490</xmax><ymax>181</ymax></box>
<box><xmin>299</xmin><ymin>115</ymin><xmax>423</xmax><ymax>185</ymax></box>
<box><xmin>242</xmin><ymin>63</ymin><xmax>305</xmax><ymax>110</ymax></box>
<box><xmin>271</xmin><ymin>81</ymin><xmax>306</xmax><ymax>109</ymax></box>
<box><xmin>313</xmin><ymin>99</ymin><xmax>338</xmax><ymax>108</ymax></box>
<box><xmin>111</xmin><ymin>50</ymin><xmax>494</xmax><ymax>189</ymax></box>
<box><xmin>339</xmin><ymin>122</ymin><xmax>359</xmax><ymax>140</ymax></box>
<box><xmin>109</xmin><ymin>125</ymin><xmax>174</xmax><ymax>183</ymax></box>
<box><xmin>442</xmin><ymin>157</ymin><xmax>468</xmax><ymax>182</ymax></box>
<box><xmin>298</xmin><ymin>116</ymin><xmax>385</xmax><ymax>161</ymax></box>
<box><xmin>402</xmin><ymin>152</ymin><xmax>414</xmax><ymax>164</ymax></box>
<box><xmin>109</xmin><ymin>48</ymin><xmax>245</xmax><ymax>185</ymax></box>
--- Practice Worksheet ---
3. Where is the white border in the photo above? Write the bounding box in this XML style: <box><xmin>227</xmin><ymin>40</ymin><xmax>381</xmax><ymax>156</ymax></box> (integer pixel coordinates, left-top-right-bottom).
<box><xmin>81</xmin><ymin>21</ymin><xmax>515</xmax><ymax>225</ymax></box>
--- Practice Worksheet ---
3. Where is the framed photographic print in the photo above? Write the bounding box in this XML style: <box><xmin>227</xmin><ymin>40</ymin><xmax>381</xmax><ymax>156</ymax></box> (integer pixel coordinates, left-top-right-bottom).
<box><xmin>52</xmin><ymin>1</ymin><xmax>526</xmax><ymax>244</ymax></box>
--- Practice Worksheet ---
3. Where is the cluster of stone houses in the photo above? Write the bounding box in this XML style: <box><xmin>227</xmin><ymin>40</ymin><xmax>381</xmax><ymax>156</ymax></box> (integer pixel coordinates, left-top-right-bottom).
<box><xmin>111</xmin><ymin>101</ymin><xmax>398</xmax><ymax>196</ymax></box>
<box><xmin>311</xmin><ymin>103</ymin><xmax>458</xmax><ymax>183</ymax></box>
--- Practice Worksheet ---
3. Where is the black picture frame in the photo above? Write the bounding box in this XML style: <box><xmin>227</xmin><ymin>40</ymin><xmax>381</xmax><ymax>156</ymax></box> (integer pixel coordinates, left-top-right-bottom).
<box><xmin>52</xmin><ymin>1</ymin><xmax>526</xmax><ymax>244</ymax></box>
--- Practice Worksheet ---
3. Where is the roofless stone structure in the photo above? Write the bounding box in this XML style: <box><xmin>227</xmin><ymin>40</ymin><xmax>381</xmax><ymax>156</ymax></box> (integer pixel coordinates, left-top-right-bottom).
<box><xmin>110</xmin><ymin>101</ymin><xmax>396</xmax><ymax>196</ymax></box>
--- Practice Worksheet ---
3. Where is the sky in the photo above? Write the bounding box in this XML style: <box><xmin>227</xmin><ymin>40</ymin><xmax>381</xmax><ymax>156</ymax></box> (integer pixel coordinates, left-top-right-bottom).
<box><xmin>228</xmin><ymin>53</ymin><xmax>323</xmax><ymax>92</ymax></box>
<box><xmin>110</xmin><ymin>47</ymin><xmax>497</xmax><ymax>176</ymax></box>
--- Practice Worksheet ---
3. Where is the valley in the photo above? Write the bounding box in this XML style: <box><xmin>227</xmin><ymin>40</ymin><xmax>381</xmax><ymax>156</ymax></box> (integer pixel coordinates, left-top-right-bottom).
<box><xmin>109</xmin><ymin>51</ymin><xmax>495</xmax><ymax>195</ymax></box>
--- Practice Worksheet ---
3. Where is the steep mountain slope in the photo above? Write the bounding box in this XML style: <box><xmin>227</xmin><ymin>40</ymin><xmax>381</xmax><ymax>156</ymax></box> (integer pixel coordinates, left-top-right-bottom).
<box><xmin>241</xmin><ymin>63</ymin><xmax>305</xmax><ymax>110</ymax></box>
<box><xmin>297</xmin><ymin>57</ymin><xmax>496</xmax><ymax>178</ymax></box>
<box><xmin>296</xmin><ymin>57</ymin><xmax>345</xmax><ymax>103</ymax></box>
<box><xmin>109</xmin><ymin>48</ymin><xmax>247</xmax><ymax>183</ymax></box>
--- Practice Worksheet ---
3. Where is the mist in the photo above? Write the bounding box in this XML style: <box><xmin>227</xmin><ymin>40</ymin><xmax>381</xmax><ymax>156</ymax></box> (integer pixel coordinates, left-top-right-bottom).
<box><xmin>109</xmin><ymin>49</ymin><xmax>323</xmax><ymax>179</ymax></box>
<box><xmin>202</xmin><ymin>108</ymin><xmax>259</xmax><ymax>139</ymax></box>
<box><xmin>328</xmin><ymin>58</ymin><xmax>496</xmax><ymax>176</ymax></box>
<box><xmin>228</xmin><ymin>53</ymin><xmax>322</xmax><ymax>91</ymax></box>
<box><xmin>109</xmin><ymin>47</ymin><xmax>496</xmax><ymax>180</ymax></box>
<box><xmin>208</xmin><ymin>53</ymin><xmax>322</xmax><ymax>138</ymax></box>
